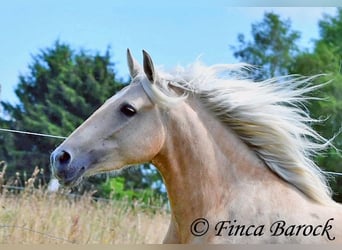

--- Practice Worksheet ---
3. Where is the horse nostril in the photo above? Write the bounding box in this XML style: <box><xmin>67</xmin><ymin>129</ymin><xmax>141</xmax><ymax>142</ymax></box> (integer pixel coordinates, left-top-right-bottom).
<box><xmin>58</xmin><ymin>150</ymin><xmax>71</xmax><ymax>165</ymax></box>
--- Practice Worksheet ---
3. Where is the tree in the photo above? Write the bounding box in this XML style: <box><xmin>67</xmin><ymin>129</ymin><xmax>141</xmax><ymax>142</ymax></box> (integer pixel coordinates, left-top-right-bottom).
<box><xmin>0</xmin><ymin>41</ymin><xmax>166</xmax><ymax>199</ymax></box>
<box><xmin>231</xmin><ymin>9</ymin><xmax>342</xmax><ymax>202</ymax></box>
<box><xmin>231</xmin><ymin>12</ymin><xmax>301</xmax><ymax>80</ymax></box>
<box><xmin>0</xmin><ymin>41</ymin><xmax>123</xmax><ymax>179</ymax></box>
<box><xmin>289</xmin><ymin>9</ymin><xmax>342</xmax><ymax>201</ymax></box>
<box><xmin>319</xmin><ymin>8</ymin><xmax>342</xmax><ymax>55</ymax></box>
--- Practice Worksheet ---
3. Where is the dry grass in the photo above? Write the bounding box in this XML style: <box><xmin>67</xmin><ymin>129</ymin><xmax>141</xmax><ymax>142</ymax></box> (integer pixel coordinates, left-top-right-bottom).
<box><xmin>0</xmin><ymin>189</ymin><xmax>169</xmax><ymax>244</ymax></box>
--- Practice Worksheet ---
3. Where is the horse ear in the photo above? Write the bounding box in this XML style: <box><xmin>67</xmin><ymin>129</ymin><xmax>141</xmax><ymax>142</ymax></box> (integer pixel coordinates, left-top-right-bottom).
<box><xmin>142</xmin><ymin>50</ymin><xmax>156</xmax><ymax>83</ymax></box>
<box><xmin>127</xmin><ymin>48</ymin><xmax>141</xmax><ymax>78</ymax></box>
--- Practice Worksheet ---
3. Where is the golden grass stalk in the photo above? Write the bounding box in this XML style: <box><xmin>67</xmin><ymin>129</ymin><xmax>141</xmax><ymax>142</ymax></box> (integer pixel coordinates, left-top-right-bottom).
<box><xmin>0</xmin><ymin>190</ymin><xmax>169</xmax><ymax>244</ymax></box>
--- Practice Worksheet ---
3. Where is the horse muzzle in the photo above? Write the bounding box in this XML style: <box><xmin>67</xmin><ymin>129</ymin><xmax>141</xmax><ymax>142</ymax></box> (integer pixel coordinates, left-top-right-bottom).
<box><xmin>50</xmin><ymin>149</ymin><xmax>86</xmax><ymax>187</ymax></box>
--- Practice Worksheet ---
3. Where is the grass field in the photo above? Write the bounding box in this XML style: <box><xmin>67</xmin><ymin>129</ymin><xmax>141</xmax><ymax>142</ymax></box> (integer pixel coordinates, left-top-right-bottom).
<box><xmin>0</xmin><ymin>189</ymin><xmax>169</xmax><ymax>244</ymax></box>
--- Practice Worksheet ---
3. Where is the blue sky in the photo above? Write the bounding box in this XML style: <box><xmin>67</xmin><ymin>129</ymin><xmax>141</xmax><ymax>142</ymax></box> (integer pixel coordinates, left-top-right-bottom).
<box><xmin>0</xmin><ymin>1</ymin><xmax>338</xmax><ymax>105</ymax></box>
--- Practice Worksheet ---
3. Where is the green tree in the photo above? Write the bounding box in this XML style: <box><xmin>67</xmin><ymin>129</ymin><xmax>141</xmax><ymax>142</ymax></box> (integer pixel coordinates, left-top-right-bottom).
<box><xmin>0</xmin><ymin>41</ymin><xmax>123</xmax><ymax>178</ymax></box>
<box><xmin>231</xmin><ymin>12</ymin><xmax>301</xmax><ymax>80</ymax></box>
<box><xmin>319</xmin><ymin>8</ymin><xmax>342</xmax><ymax>55</ymax></box>
<box><xmin>0</xmin><ymin>41</ymin><xmax>166</xmax><ymax>200</ymax></box>
<box><xmin>289</xmin><ymin>9</ymin><xmax>342</xmax><ymax>201</ymax></box>
<box><xmin>231</xmin><ymin>9</ymin><xmax>342</xmax><ymax>202</ymax></box>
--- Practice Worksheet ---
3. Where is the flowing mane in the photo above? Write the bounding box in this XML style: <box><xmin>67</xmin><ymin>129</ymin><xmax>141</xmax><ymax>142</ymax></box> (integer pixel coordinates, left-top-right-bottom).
<box><xmin>139</xmin><ymin>61</ymin><xmax>333</xmax><ymax>205</ymax></box>
<box><xmin>51</xmin><ymin>50</ymin><xmax>342</xmax><ymax>243</ymax></box>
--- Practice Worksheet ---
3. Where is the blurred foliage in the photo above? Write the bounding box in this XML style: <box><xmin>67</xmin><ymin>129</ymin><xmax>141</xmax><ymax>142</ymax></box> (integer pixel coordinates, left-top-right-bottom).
<box><xmin>99</xmin><ymin>176</ymin><xmax>167</xmax><ymax>211</ymax></box>
<box><xmin>290</xmin><ymin>8</ymin><xmax>342</xmax><ymax>201</ymax></box>
<box><xmin>231</xmin><ymin>9</ymin><xmax>342</xmax><ymax>202</ymax></box>
<box><xmin>0</xmin><ymin>41</ymin><xmax>165</xmax><ymax>200</ymax></box>
<box><xmin>231</xmin><ymin>12</ymin><xmax>301</xmax><ymax>80</ymax></box>
<box><xmin>0</xmin><ymin>41</ymin><xmax>122</xmax><ymax>176</ymax></box>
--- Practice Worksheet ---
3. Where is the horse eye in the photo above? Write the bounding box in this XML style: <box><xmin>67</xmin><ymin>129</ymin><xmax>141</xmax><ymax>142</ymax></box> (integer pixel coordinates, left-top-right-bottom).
<box><xmin>120</xmin><ymin>104</ymin><xmax>136</xmax><ymax>117</ymax></box>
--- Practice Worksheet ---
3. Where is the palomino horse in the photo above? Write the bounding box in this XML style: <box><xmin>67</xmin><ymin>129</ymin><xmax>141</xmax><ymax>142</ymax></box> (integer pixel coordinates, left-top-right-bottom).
<box><xmin>51</xmin><ymin>50</ymin><xmax>342</xmax><ymax>243</ymax></box>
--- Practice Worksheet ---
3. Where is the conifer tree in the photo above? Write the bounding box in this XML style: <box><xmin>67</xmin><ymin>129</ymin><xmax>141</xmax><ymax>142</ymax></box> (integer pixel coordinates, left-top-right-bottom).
<box><xmin>0</xmin><ymin>41</ymin><xmax>123</xmax><ymax>177</ymax></box>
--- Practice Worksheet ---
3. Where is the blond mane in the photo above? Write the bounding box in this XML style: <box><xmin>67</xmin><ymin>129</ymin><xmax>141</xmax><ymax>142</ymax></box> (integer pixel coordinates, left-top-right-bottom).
<box><xmin>140</xmin><ymin>61</ymin><xmax>334</xmax><ymax>205</ymax></box>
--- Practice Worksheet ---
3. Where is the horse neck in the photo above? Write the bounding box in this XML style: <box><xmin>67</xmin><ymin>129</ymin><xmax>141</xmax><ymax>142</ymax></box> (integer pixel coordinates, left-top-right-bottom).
<box><xmin>152</xmin><ymin>97</ymin><xmax>281</xmax><ymax>240</ymax></box>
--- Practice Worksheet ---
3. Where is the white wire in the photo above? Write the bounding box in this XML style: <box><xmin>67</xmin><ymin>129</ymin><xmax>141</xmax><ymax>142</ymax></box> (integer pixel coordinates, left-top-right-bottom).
<box><xmin>0</xmin><ymin>128</ymin><xmax>66</xmax><ymax>139</ymax></box>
